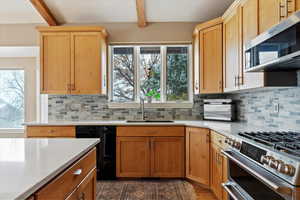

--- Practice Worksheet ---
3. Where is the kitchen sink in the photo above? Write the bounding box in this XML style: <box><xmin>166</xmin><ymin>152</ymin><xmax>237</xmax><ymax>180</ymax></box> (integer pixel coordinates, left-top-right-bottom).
<box><xmin>126</xmin><ymin>120</ymin><xmax>174</xmax><ymax>123</ymax></box>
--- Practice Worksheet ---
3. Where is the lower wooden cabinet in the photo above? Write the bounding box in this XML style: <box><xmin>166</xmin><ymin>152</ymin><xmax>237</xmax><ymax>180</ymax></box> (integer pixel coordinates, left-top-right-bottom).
<box><xmin>185</xmin><ymin>127</ymin><xmax>210</xmax><ymax>186</ymax></box>
<box><xmin>66</xmin><ymin>169</ymin><xmax>97</xmax><ymax>200</ymax></box>
<box><xmin>116</xmin><ymin>136</ymin><xmax>184</xmax><ymax>178</ymax></box>
<box><xmin>151</xmin><ymin>137</ymin><xmax>184</xmax><ymax>177</ymax></box>
<box><xmin>26</xmin><ymin>126</ymin><xmax>76</xmax><ymax>138</ymax></box>
<box><xmin>210</xmin><ymin>132</ymin><xmax>229</xmax><ymax>200</ymax></box>
<box><xmin>116</xmin><ymin>137</ymin><xmax>150</xmax><ymax>177</ymax></box>
<box><xmin>211</xmin><ymin>144</ymin><xmax>224</xmax><ymax>200</ymax></box>
<box><xmin>32</xmin><ymin>148</ymin><xmax>96</xmax><ymax>200</ymax></box>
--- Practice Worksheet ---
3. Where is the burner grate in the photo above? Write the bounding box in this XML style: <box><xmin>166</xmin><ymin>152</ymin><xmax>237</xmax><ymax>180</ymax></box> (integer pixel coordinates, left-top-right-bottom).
<box><xmin>238</xmin><ymin>131</ymin><xmax>300</xmax><ymax>156</ymax></box>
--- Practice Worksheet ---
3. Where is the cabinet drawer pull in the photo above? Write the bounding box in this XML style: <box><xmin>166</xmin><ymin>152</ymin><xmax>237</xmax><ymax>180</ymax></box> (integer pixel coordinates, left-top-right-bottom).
<box><xmin>73</xmin><ymin>169</ymin><xmax>82</xmax><ymax>175</ymax></box>
<box><xmin>48</xmin><ymin>129</ymin><xmax>55</xmax><ymax>133</ymax></box>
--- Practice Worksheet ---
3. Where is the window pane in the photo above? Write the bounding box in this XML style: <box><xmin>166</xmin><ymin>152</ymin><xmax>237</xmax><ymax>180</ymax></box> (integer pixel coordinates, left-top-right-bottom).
<box><xmin>166</xmin><ymin>47</ymin><xmax>189</xmax><ymax>101</ymax></box>
<box><xmin>112</xmin><ymin>47</ymin><xmax>135</xmax><ymax>102</ymax></box>
<box><xmin>140</xmin><ymin>47</ymin><xmax>161</xmax><ymax>103</ymax></box>
<box><xmin>0</xmin><ymin>70</ymin><xmax>24</xmax><ymax>128</ymax></box>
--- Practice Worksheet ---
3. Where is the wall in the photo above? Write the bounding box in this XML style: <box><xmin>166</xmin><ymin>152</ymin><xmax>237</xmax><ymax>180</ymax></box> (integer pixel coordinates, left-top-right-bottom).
<box><xmin>72</xmin><ymin>22</ymin><xmax>198</xmax><ymax>44</ymax></box>
<box><xmin>0</xmin><ymin>22</ymin><xmax>197</xmax><ymax>46</ymax></box>
<box><xmin>0</xmin><ymin>24</ymin><xmax>41</xmax><ymax>46</ymax></box>
<box><xmin>228</xmin><ymin>71</ymin><xmax>300</xmax><ymax>131</ymax></box>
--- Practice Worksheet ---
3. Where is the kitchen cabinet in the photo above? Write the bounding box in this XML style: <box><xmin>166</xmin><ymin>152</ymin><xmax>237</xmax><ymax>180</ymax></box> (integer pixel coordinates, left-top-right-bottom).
<box><xmin>258</xmin><ymin>0</ymin><xmax>298</xmax><ymax>33</ymax></box>
<box><xmin>193</xmin><ymin>18</ymin><xmax>223</xmax><ymax>94</ymax></box>
<box><xmin>35</xmin><ymin>148</ymin><xmax>96</xmax><ymax>200</ymax></box>
<box><xmin>116</xmin><ymin>126</ymin><xmax>185</xmax><ymax>178</ymax></box>
<box><xmin>223</xmin><ymin>8</ymin><xmax>241</xmax><ymax>92</ymax></box>
<box><xmin>210</xmin><ymin>131</ymin><xmax>228</xmax><ymax>200</ymax></box>
<box><xmin>26</xmin><ymin>126</ymin><xmax>75</xmax><ymax>138</ymax></box>
<box><xmin>185</xmin><ymin>127</ymin><xmax>210</xmax><ymax>187</ymax></box>
<box><xmin>26</xmin><ymin>126</ymin><xmax>76</xmax><ymax>138</ymax></box>
<box><xmin>38</xmin><ymin>26</ymin><xmax>107</xmax><ymax>95</ymax></box>
<box><xmin>239</xmin><ymin>0</ymin><xmax>264</xmax><ymax>90</ymax></box>
<box><xmin>66</xmin><ymin>169</ymin><xmax>96</xmax><ymax>200</ymax></box>
<box><xmin>258</xmin><ymin>0</ymin><xmax>281</xmax><ymax>33</ymax></box>
<box><xmin>116</xmin><ymin>137</ymin><xmax>150</xmax><ymax>177</ymax></box>
<box><xmin>151</xmin><ymin>137</ymin><xmax>184</xmax><ymax>177</ymax></box>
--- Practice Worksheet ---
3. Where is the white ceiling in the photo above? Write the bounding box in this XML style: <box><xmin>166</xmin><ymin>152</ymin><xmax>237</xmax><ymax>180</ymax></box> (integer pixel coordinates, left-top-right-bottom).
<box><xmin>0</xmin><ymin>0</ymin><xmax>234</xmax><ymax>24</ymax></box>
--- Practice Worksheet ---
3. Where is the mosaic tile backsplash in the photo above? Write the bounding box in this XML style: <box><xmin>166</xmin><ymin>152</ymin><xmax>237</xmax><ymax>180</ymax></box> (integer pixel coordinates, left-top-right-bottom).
<box><xmin>48</xmin><ymin>71</ymin><xmax>300</xmax><ymax>131</ymax></box>
<box><xmin>48</xmin><ymin>95</ymin><xmax>211</xmax><ymax>121</ymax></box>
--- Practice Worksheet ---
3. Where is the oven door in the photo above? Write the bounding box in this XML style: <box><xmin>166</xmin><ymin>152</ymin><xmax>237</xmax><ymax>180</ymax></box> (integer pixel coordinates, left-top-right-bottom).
<box><xmin>222</xmin><ymin>150</ymin><xmax>295</xmax><ymax>200</ymax></box>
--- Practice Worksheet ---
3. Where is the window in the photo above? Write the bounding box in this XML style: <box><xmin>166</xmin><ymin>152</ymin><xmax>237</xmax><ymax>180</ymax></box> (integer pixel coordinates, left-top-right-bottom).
<box><xmin>0</xmin><ymin>70</ymin><xmax>24</xmax><ymax>128</ymax></box>
<box><xmin>110</xmin><ymin>45</ymin><xmax>192</xmax><ymax>106</ymax></box>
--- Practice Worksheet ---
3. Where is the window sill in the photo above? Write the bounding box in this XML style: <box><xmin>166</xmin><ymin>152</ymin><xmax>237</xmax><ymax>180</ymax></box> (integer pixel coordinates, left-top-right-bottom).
<box><xmin>108</xmin><ymin>102</ymin><xmax>193</xmax><ymax>109</ymax></box>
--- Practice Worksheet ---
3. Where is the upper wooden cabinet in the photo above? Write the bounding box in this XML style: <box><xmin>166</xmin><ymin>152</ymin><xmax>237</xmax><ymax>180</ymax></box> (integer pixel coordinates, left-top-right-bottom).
<box><xmin>185</xmin><ymin>127</ymin><xmax>210</xmax><ymax>187</ymax></box>
<box><xmin>258</xmin><ymin>0</ymin><xmax>281</xmax><ymax>33</ymax></box>
<box><xmin>239</xmin><ymin>0</ymin><xmax>264</xmax><ymax>90</ymax></box>
<box><xmin>223</xmin><ymin>9</ymin><xmax>241</xmax><ymax>92</ymax></box>
<box><xmin>38</xmin><ymin>26</ymin><xmax>108</xmax><ymax>95</ymax></box>
<box><xmin>193</xmin><ymin>18</ymin><xmax>223</xmax><ymax>94</ymax></box>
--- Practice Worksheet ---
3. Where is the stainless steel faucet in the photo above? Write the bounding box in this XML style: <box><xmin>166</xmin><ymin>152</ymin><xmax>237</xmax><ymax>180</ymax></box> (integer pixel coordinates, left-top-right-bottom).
<box><xmin>140</xmin><ymin>97</ymin><xmax>145</xmax><ymax>120</ymax></box>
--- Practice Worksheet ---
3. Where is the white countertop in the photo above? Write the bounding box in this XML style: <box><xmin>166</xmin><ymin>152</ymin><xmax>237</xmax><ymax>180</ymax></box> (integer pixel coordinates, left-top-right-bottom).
<box><xmin>24</xmin><ymin>120</ymin><xmax>273</xmax><ymax>138</ymax></box>
<box><xmin>0</xmin><ymin>138</ymin><xmax>99</xmax><ymax>200</ymax></box>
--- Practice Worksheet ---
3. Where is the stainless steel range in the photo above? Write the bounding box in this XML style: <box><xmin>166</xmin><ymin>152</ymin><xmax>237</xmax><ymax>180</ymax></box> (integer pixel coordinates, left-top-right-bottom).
<box><xmin>222</xmin><ymin>131</ymin><xmax>300</xmax><ymax>200</ymax></box>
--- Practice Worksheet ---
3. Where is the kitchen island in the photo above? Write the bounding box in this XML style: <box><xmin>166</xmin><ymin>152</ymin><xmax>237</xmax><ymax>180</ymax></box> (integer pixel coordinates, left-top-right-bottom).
<box><xmin>0</xmin><ymin>138</ymin><xmax>99</xmax><ymax>200</ymax></box>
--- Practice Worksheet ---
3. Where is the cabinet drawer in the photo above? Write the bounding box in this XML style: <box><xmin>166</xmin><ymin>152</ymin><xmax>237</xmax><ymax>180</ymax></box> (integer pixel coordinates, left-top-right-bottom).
<box><xmin>35</xmin><ymin>148</ymin><xmax>96</xmax><ymax>200</ymax></box>
<box><xmin>26</xmin><ymin>126</ymin><xmax>75</xmax><ymax>138</ymax></box>
<box><xmin>210</xmin><ymin>130</ymin><xmax>226</xmax><ymax>148</ymax></box>
<box><xmin>117</xmin><ymin>126</ymin><xmax>185</xmax><ymax>137</ymax></box>
<box><xmin>66</xmin><ymin>168</ymin><xmax>97</xmax><ymax>200</ymax></box>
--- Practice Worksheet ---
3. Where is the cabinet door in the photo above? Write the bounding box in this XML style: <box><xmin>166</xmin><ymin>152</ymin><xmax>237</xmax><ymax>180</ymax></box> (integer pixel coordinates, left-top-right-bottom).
<box><xmin>259</xmin><ymin>0</ymin><xmax>280</xmax><ymax>33</ymax></box>
<box><xmin>210</xmin><ymin>144</ymin><xmax>223</xmax><ymax>200</ymax></box>
<box><xmin>200</xmin><ymin>24</ymin><xmax>223</xmax><ymax>94</ymax></box>
<box><xmin>240</xmin><ymin>0</ymin><xmax>264</xmax><ymax>90</ymax></box>
<box><xmin>151</xmin><ymin>137</ymin><xmax>184</xmax><ymax>177</ymax></box>
<box><xmin>71</xmin><ymin>32</ymin><xmax>102</xmax><ymax>94</ymax></box>
<box><xmin>116</xmin><ymin>137</ymin><xmax>150</xmax><ymax>177</ymax></box>
<box><xmin>193</xmin><ymin>33</ymin><xmax>200</xmax><ymax>94</ymax></box>
<box><xmin>186</xmin><ymin>127</ymin><xmax>210</xmax><ymax>186</ymax></box>
<box><xmin>223</xmin><ymin>10</ymin><xmax>240</xmax><ymax>92</ymax></box>
<box><xmin>40</xmin><ymin>32</ymin><xmax>71</xmax><ymax>94</ymax></box>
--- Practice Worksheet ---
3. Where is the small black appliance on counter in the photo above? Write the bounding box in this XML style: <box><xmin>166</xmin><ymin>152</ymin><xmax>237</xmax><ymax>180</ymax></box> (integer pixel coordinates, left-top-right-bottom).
<box><xmin>76</xmin><ymin>126</ymin><xmax>116</xmax><ymax>180</ymax></box>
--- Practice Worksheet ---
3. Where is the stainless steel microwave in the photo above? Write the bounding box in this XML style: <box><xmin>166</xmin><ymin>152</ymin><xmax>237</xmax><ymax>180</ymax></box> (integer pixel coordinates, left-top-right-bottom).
<box><xmin>245</xmin><ymin>10</ymin><xmax>300</xmax><ymax>72</ymax></box>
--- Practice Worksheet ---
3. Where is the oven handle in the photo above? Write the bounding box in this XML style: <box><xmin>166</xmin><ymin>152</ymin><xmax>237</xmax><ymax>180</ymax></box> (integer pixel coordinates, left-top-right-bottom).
<box><xmin>221</xmin><ymin>150</ymin><xmax>282</xmax><ymax>192</ymax></box>
<box><xmin>222</xmin><ymin>182</ymin><xmax>250</xmax><ymax>200</ymax></box>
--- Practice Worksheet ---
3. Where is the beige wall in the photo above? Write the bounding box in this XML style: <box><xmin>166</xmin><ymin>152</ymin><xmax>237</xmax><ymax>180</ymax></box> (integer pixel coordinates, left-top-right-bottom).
<box><xmin>0</xmin><ymin>24</ymin><xmax>41</xmax><ymax>46</ymax></box>
<box><xmin>78</xmin><ymin>22</ymin><xmax>198</xmax><ymax>44</ymax></box>
<box><xmin>0</xmin><ymin>22</ymin><xmax>198</xmax><ymax>45</ymax></box>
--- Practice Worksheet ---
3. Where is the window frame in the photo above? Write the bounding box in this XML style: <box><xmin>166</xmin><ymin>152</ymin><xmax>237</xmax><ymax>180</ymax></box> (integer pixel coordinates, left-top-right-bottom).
<box><xmin>0</xmin><ymin>47</ymin><xmax>39</xmax><ymax>135</ymax></box>
<box><xmin>108</xmin><ymin>44</ymin><xmax>193</xmax><ymax>108</ymax></box>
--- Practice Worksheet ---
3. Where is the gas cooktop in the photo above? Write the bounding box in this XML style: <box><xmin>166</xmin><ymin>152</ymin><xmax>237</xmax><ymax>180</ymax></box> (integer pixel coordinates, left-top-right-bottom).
<box><xmin>238</xmin><ymin>131</ymin><xmax>300</xmax><ymax>157</ymax></box>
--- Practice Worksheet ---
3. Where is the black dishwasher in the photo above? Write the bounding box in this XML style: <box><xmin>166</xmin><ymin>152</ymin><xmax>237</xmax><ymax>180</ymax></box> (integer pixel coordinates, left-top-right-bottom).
<box><xmin>76</xmin><ymin>126</ymin><xmax>116</xmax><ymax>180</ymax></box>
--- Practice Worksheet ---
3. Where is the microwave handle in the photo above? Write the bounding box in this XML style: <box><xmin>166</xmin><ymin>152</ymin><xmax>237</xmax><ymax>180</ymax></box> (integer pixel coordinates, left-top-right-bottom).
<box><xmin>221</xmin><ymin>150</ymin><xmax>291</xmax><ymax>194</ymax></box>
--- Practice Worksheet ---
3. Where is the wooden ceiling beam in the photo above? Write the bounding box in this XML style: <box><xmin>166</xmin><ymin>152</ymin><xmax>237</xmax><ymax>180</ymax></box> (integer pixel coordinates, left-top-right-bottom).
<box><xmin>30</xmin><ymin>0</ymin><xmax>59</xmax><ymax>26</ymax></box>
<box><xmin>136</xmin><ymin>0</ymin><xmax>147</xmax><ymax>27</ymax></box>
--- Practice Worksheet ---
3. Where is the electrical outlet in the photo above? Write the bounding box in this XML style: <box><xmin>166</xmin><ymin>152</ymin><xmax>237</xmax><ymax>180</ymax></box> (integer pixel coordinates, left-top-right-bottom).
<box><xmin>273</xmin><ymin>102</ymin><xmax>279</xmax><ymax>113</ymax></box>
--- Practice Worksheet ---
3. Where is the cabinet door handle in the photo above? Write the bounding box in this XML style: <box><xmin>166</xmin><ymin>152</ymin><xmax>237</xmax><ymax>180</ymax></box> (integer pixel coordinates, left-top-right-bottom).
<box><xmin>78</xmin><ymin>192</ymin><xmax>85</xmax><ymax>200</ymax></box>
<box><xmin>234</xmin><ymin>76</ymin><xmax>237</xmax><ymax>87</ymax></box>
<box><xmin>73</xmin><ymin>169</ymin><xmax>82</xmax><ymax>175</ymax></box>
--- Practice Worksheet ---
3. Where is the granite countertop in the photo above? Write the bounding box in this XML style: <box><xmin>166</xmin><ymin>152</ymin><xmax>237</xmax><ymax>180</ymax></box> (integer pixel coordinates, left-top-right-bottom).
<box><xmin>23</xmin><ymin>120</ymin><xmax>275</xmax><ymax>138</ymax></box>
<box><xmin>0</xmin><ymin>138</ymin><xmax>99</xmax><ymax>200</ymax></box>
